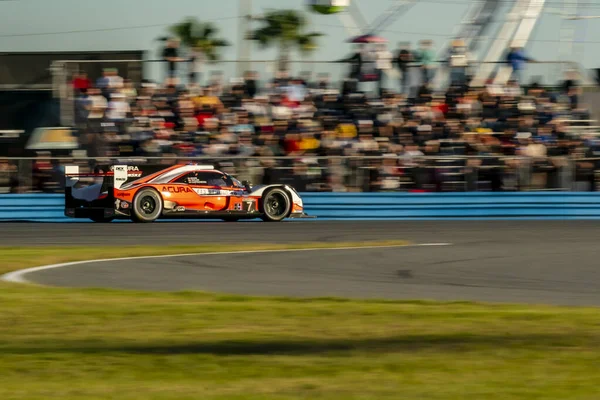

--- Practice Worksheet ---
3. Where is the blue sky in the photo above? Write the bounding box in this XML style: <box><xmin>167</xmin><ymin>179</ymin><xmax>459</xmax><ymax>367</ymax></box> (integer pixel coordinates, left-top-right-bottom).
<box><xmin>1</xmin><ymin>0</ymin><xmax>599</xmax><ymax>83</ymax></box>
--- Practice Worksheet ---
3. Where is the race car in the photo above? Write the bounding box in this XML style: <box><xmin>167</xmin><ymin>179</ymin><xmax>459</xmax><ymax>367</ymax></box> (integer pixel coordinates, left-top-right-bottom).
<box><xmin>63</xmin><ymin>163</ymin><xmax>313</xmax><ymax>223</ymax></box>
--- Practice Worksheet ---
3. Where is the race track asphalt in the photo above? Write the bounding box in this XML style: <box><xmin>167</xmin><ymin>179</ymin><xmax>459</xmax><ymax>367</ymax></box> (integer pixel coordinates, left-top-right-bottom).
<box><xmin>5</xmin><ymin>220</ymin><xmax>600</xmax><ymax>306</ymax></box>
<box><xmin>3</xmin><ymin>220</ymin><xmax>600</xmax><ymax>247</ymax></box>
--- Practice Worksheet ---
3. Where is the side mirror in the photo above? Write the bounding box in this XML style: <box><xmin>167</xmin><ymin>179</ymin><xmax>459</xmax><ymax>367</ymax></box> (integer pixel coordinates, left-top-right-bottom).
<box><xmin>242</xmin><ymin>180</ymin><xmax>251</xmax><ymax>191</ymax></box>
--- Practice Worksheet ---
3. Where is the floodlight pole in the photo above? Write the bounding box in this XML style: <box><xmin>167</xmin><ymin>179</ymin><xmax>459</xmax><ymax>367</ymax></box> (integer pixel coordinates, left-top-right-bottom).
<box><xmin>237</xmin><ymin>0</ymin><xmax>252</xmax><ymax>77</ymax></box>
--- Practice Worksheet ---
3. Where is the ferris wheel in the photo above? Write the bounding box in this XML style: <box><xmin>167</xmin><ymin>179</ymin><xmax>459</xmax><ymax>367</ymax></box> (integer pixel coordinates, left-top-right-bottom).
<box><xmin>305</xmin><ymin>0</ymin><xmax>595</xmax><ymax>88</ymax></box>
<box><xmin>307</xmin><ymin>0</ymin><xmax>417</xmax><ymax>39</ymax></box>
<box><xmin>307</xmin><ymin>0</ymin><xmax>418</xmax><ymax>83</ymax></box>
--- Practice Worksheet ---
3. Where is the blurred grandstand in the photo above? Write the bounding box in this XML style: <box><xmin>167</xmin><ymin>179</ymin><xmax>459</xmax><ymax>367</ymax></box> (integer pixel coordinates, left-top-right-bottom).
<box><xmin>3</xmin><ymin>0</ymin><xmax>600</xmax><ymax>193</ymax></box>
<box><xmin>2</xmin><ymin>57</ymin><xmax>600</xmax><ymax>194</ymax></box>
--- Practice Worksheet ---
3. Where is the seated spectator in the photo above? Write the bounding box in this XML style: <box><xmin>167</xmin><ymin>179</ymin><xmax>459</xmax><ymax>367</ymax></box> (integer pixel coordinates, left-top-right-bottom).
<box><xmin>72</xmin><ymin>72</ymin><xmax>91</xmax><ymax>94</ymax></box>
<box><xmin>14</xmin><ymin>51</ymin><xmax>596</xmax><ymax>195</ymax></box>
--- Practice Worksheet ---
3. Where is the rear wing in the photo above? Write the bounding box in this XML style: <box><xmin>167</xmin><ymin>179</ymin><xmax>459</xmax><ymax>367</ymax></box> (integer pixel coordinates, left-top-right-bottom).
<box><xmin>65</xmin><ymin>164</ymin><xmax>130</xmax><ymax>190</ymax></box>
<box><xmin>63</xmin><ymin>164</ymin><xmax>136</xmax><ymax>219</ymax></box>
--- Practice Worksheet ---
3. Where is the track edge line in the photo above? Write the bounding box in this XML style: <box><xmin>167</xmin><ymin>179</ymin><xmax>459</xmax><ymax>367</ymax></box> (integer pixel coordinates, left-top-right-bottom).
<box><xmin>0</xmin><ymin>243</ymin><xmax>452</xmax><ymax>285</ymax></box>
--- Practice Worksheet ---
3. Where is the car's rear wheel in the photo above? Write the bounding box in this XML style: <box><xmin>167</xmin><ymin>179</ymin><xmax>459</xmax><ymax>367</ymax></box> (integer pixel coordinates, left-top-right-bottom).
<box><xmin>260</xmin><ymin>187</ymin><xmax>291</xmax><ymax>222</ymax></box>
<box><xmin>131</xmin><ymin>188</ymin><xmax>163</xmax><ymax>223</ymax></box>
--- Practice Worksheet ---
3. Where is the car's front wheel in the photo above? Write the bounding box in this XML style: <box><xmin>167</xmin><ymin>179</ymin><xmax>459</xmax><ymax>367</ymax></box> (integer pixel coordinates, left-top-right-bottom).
<box><xmin>131</xmin><ymin>188</ymin><xmax>163</xmax><ymax>223</ymax></box>
<box><xmin>260</xmin><ymin>187</ymin><xmax>291</xmax><ymax>222</ymax></box>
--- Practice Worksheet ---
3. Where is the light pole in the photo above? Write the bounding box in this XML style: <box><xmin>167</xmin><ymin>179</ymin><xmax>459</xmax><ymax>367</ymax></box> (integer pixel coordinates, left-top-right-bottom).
<box><xmin>237</xmin><ymin>0</ymin><xmax>252</xmax><ymax>77</ymax></box>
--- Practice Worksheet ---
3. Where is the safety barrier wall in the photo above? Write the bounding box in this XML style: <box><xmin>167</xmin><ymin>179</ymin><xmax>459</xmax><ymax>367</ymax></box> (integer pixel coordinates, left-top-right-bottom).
<box><xmin>2</xmin><ymin>192</ymin><xmax>600</xmax><ymax>222</ymax></box>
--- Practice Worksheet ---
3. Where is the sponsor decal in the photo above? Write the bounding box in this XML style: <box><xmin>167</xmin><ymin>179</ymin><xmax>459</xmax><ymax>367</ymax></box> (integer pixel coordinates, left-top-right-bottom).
<box><xmin>234</xmin><ymin>203</ymin><xmax>242</xmax><ymax>211</ymax></box>
<box><xmin>110</xmin><ymin>165</ymin><xmax>142</xmax><ymax>177</ymax></box>
<box><xmin>193</xmin><ymin>188</ymin><xmax>227</xmax><ymax>196</ymax></box>
<box><xmin>192</xmin><ymin>188</ymin><xmax>243</xmax><ymax>196</ymax></box>
<box><xmin>115</xmin><ymin>199</ymin><xmax>130</xmax><ymax>209</ymax></box>
<box><xmin>175</xmin><ymin>206</ymin><xmax>186</xmax><ymax>212</ymax></box>
<box><xmin>162</xmin><ymin>186</ymin><xmax>194</xmax><ymax>193</ymax></box>
<box><xmin>111</xmin><ymin>165</ymin><xmax>139</xmax><ymax>172</ymax></box>
<box><xmin>113</xmin><ymin>166</ymin><xmax>128</xmax><ymax>186</ymax></box>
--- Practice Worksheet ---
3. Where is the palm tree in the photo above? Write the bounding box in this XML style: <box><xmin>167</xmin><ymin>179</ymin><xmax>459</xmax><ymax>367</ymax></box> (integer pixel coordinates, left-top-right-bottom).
<box><xmin>248</xmin><ymin>9</ymin><xmax>324</xmax><ymax>73</ymax></box>
<box><xmin>165</xmin><ymin>17</ymin><xmax>230</xmax><ymax>79</ymax></box>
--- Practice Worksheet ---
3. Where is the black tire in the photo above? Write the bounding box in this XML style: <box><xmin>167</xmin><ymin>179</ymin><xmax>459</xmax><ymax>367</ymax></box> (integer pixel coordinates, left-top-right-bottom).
<box><xmin>260</xmin><ymin>187</ymin><xmax>291</xmax><ymax>222</ymax></box>
<box><xmin>131</xmin><ymin>188</ymin><xmax>163</xmax><ymax>223</ymax></box>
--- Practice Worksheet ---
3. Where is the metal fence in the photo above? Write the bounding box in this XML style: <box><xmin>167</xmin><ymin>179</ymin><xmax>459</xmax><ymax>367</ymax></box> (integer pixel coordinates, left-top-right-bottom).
<box><xmin>2</xmin><ymin>155</ymin><xmax>600</xmax><ymax>194</ymax></box>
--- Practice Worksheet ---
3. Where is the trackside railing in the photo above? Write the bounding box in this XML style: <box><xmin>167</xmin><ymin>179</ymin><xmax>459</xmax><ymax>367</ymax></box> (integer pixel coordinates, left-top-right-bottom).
<box><xmin>3</xmin><ymin>192</ymin><xmax>600</xmax><ymax>222</ymax></box>
<box><xmin>2</xmin><ymin>155</ymin><xmax>600</xmax><ymax>194</ymax></box>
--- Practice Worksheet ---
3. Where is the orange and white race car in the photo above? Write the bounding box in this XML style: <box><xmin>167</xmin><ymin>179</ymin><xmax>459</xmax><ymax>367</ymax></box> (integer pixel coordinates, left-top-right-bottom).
<box><xmin>64</xmin><ymin>163</ymin><xmax>313</xmax><ymax>223</ymax></box>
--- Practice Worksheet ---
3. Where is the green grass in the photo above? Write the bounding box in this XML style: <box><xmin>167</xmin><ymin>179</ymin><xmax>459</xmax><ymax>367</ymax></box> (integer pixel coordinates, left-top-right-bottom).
<box><xmin>0</xmin><ymin>242</ymin><xmax>599</xmax><ymax>399</ymax></box>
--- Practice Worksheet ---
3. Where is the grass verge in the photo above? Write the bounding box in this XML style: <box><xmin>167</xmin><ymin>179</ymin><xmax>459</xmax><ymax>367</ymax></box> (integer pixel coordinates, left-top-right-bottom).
<box><xmin>0</xmin><ymin>242</ymin><xmax>599</xmax><ymax>400</ymax></box>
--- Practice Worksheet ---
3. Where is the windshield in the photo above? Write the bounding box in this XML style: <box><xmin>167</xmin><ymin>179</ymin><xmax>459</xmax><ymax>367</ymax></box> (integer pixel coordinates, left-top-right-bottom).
<box><xmin>228</xmin><ymin>174</ymin><xmax>244</xmax><ymax>188</ymax></box>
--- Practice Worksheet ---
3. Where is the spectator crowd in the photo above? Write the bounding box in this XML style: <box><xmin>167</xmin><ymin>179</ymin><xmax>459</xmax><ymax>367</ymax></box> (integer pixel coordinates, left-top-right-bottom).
<box><xmin>5</xmin><ymin>40</ymin><xmax>599</xmax><ymax>193</ymax></box>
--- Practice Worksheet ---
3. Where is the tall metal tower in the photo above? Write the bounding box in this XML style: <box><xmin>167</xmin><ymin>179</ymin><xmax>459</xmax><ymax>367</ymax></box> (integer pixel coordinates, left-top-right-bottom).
<box><xmin>469</xmin><ymin>0</ymin><xmax>548</xmax><ymax>87</ymax></box>
<box><xmin>555</xmin><ymin>0</ymin><xmax>589</xmax><ymax>82</ymax></box>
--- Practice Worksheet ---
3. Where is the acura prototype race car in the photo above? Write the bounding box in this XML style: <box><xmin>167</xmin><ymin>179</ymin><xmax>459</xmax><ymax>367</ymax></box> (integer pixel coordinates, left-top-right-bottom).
<box><xmin>63</xmin><ymin>163</ymin><xmax>313</xmax><ymax>223</ymax></box>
